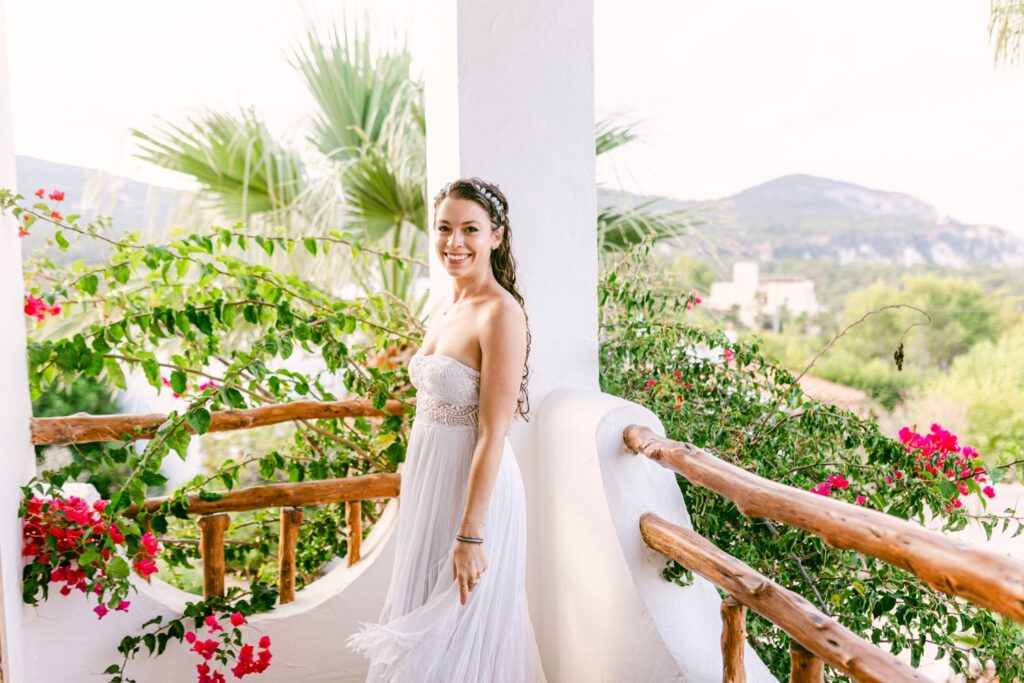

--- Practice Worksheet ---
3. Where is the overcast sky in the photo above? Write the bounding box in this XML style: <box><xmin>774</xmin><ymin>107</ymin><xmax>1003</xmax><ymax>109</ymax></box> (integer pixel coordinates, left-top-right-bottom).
<box><xmin>6</xmin><ymin>0</ymin><xmax>1024</xmax><ymax>236</ymax></box>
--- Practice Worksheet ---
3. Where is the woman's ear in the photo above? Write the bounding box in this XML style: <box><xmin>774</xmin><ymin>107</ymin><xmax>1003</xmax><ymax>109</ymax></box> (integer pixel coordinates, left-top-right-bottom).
<box><xmin>492</xmin><ymin>225</ymin><xmax>505</xmax><ymax>249</ymax></box>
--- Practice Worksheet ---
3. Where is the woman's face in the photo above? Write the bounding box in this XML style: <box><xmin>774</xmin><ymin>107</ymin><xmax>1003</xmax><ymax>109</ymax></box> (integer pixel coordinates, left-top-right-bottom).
<box><xmin>433</xmin><ymin>197</ymin><xmax>503</xmax><ymax>277</ymax></box>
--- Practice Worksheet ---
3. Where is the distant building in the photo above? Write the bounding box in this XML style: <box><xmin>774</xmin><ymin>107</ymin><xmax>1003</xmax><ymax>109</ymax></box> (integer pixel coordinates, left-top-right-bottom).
<box><xmin>708</xmin><ymin>261</ymin><xmax>820</xmax><ymax>329</ymax></box>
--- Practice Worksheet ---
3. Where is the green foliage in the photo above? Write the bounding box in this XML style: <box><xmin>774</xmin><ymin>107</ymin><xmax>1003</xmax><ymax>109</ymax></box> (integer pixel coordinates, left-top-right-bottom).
<box><xmin>598</xmin><ymin>242</ymin><xmax>1024</xmax><ymax>679</ymax></box>
<box><xmin>841</xmin><ymin>275</ymin><xmax>1001</xmax><ymax>372</ymax></box>
<box><xmin>920</xmin><ymin>323</ymin><xmax>1024</xmax><ymax>472</ymax></box>
<box><xmin>5</xmin><ymin>189</ymin><xmax>418</xmax><ymax>619</ymax></box>
<box><xmin>990</xmin><ymin>0</ymin><xmax>1024</xmax><ymax>64</ymax></box>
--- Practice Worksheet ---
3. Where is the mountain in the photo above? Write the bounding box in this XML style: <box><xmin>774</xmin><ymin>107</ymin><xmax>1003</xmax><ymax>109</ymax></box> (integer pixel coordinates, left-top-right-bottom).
<box><xmin>602</xmin><ymin>174</ymin><xmax>1024</xmax><ymax>268</ymax></box>
<box><xmin>13</xmin><ymin>156</ymin><xmax>183</xmax><ymax>262</ymax></box>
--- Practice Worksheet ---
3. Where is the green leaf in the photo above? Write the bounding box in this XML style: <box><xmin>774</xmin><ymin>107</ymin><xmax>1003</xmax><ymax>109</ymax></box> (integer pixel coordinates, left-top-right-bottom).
<box><xmin>104</xmin><ymin>359</ymin><xmax>127</xmax><ymax>390</ymax></box>
<box><xmin>170</xmin><ymin>370</ymin><xmax>187</xmax><ymax>395</ymax></box>
<box><xmin>198</xmin><ymin>490</ymin><xmax>224</xmax><ymax>502</ymax></box>
<box><xmin>938</xmin><ymin>478</ymin><xmax>959</xmax><ymax>500</ymax></box>
<box><xmin>80</xmin><ymin>273</ymin><xmax>100</xmax><ymax>296</ymax></box>
<box><xmin>54</xmin><ymin>231</ymin><xmax>69</xmax><ymax>250</ymax></box>
<box><xmin>107</xmin><ymin>557</ymin><xmax>130</xmax><ymax>580</ymax></box>
<box><xmin>303</xmin><ymin>238</ymin><xmax>317</xmax><ymax>255</ymax></box>
<box><xmin>186</xmin><ymin>407</ymin><xmax>212</xmax><ymax>435</ymax></box>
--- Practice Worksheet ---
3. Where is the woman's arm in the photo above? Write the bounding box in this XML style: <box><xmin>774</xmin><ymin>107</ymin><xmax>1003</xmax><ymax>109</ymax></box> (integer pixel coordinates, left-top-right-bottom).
<box><xmin>452</xmin><ymin>298</ymin><xmax>527</xmax><ymax>604</ymax></box>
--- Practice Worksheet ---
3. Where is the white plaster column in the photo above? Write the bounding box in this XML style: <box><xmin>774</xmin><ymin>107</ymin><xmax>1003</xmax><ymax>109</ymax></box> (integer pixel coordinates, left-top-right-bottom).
<box><xmin>0</xmin><ymin>1</ymin><xmax>39</xmax><ymax>680</ymax></box>
<box><xmin>418</xmin><ymin>0</ymin><xmax>599</xmax><ymax>664</ymax></box>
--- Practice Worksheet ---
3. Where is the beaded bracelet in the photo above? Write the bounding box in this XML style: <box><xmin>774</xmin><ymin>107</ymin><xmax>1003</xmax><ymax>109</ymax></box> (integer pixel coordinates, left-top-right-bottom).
<box><xmin>456</xmin><ymin>534</ymin><xmax>484</xmax><ymax>544</ymax></box>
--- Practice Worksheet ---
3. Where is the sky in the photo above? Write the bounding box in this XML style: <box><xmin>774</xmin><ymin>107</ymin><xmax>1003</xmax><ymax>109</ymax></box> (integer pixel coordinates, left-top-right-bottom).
<box><xmin>5</xmin><ymin>0</ymin><xmax>1024</xmax><ymax>236</ymax></box>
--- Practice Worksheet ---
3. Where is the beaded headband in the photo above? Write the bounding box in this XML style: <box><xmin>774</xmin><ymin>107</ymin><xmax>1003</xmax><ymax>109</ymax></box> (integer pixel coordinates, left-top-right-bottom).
<box><xmin>474</xmin><ymin>184</ymin><xmax>503</xmax><ymax>214</ymax></box>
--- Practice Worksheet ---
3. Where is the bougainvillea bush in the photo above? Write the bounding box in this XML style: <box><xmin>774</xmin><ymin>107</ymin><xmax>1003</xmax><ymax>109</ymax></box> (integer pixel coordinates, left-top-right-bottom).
<box><xmin>5</xmin><ymin>187</ymin><xmax>421</xmax><ymax>681</ymax></box>
<box><xmin>598</xmin><ymin>243</ymin><xmax>1024</xmax><ymax>680</ymax></box>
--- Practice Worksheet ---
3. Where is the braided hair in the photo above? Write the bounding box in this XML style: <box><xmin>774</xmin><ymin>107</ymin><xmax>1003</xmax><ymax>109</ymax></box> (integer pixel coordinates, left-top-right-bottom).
<box><xmin>432</xmin><ymin>177</ymin><xmax>532</xmax><ymax>421</ymax></box>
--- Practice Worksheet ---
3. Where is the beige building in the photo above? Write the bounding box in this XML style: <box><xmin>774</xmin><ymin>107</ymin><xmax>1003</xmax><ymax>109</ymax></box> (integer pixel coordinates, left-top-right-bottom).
<box><xmin>709</xmin><ymin>261</ymin><xmax>820</xmax><ymax>329</ymax></box>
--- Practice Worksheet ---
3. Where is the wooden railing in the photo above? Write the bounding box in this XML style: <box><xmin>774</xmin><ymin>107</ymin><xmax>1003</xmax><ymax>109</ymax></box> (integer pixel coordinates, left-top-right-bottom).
<box><xmin>129</xmin><ymin>473</ymin><xmax>402</xmax><ymax>603</ymax></box>
<box><xmin>34</xmin><ymin>398</ymin><xmax>406</xmax><ymax>604</ymax></box>
<box><xmin>30</xmin><ymin>398</ymin><xmax>405</xmax><ymax>445</ymax></box>
<box><xmin>624</xmin><ymin>424</ymin><xmax>1024</xmax><ymax>682</ymax></box>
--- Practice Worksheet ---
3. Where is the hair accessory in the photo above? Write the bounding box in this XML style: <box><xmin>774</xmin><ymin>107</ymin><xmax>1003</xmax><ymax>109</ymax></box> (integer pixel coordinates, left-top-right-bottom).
<box><xmin>474</xmin><ymin>184</ymin><xmax>503</xmax><ymax>214</ymax></box>
<box><xmin>456</xmin><ymin>534</ymin><xmax>484</xmax><ymax>544</ymax></box>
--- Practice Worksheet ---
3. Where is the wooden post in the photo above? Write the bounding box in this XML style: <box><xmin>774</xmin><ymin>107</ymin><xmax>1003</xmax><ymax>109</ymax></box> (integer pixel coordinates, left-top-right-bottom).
<box><xmin>278</xmin><ymin>507</ymin><xmax>303</xmax><ymax>604</ymax></box>
<box><xmin>346</xmin><ymin>501</ymin><xmax>362</xmax><ymax>566</ymax></box>
<box><xmin>721</xmin><ymin>597</ymin><xmax>747</xmax><ymax>683</ymax></box>
<box><xmin>789</xmin><ymin>642</ymin><xmax>824</xmax><ymax>683</ymax></box>
<box><xmin>198</xmin><ymin>513</ymin><xmax>230</xmax><ymax>599</ymax></box>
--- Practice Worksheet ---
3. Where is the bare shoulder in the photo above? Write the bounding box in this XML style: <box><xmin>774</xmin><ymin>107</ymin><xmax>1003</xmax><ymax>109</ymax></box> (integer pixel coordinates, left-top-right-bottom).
<box><xmin>479</xmin><ymin>290</ymin><xmax>527</xmax><ymax>360</ymax></box>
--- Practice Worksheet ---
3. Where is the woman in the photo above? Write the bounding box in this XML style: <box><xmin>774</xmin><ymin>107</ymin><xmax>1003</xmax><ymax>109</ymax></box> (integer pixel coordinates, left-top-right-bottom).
<box><xmin>347</xmin><ymin>178</ymin><xmax>547</xmax><ymax>682</ymax></box>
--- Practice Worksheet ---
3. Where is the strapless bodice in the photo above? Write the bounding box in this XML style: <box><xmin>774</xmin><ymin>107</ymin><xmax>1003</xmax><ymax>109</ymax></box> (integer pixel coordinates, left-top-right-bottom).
<box><xmin>409</xmin><ymin>352</ymin><xmax>481</xmax><ymax>428</ymax></box>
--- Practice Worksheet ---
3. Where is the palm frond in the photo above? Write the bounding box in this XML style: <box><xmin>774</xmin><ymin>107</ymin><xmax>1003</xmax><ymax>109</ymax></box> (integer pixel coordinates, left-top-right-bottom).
<box><xmin>596</xmin><ymin>117</ymin><xmax>638</xmax><ymax>156</ymax></box>
<box><xmin>990</xmin><ymin>0</ymin><xmax>1024</xmax><ymax>64</ymax></box>
<box><xmin>132</xmin><ymin>109</ymin><xmax>305</xmax><ymax>221</ymax></box>
<box><xmin>598</xmin><ymin>200</ymin><xmax>706</xmax><ymax>252</ymax></box>
<box><xmin>291</xmin><ymin>23</ymin><xmax>414</xmax><ymax>162</ymax></box>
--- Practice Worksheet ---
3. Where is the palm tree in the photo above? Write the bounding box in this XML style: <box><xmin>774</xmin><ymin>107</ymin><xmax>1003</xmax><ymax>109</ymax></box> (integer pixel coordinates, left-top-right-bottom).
<box><xmin>990</xmin><ymin>0</ymin><xmax>1024</xmax><ymax>64</ymax></box>
<box><xmin>134</xmin><ymin>19</ymin><xmax>700</xmax><ymax>306</ymax></box>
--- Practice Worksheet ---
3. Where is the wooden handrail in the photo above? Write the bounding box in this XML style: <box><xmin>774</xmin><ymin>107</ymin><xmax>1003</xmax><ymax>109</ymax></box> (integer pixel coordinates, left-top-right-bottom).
<box><xmin>198</xmin><ymin>513</ymin><xmax>230</xmax><ymax>599</ymax></box>
<box><xmin>790</xmin><ymin>642</ymin><xmax>824</xmax><ymax>683</ymax></box>
<box><xmin>278</xmin><ymin>508</ymin><xmax>303</xmax><ymax>604</ymax></box>
<box><xmin>126</xmin><ymin>472</ymin><xmax>401</xmax><ymax>517</ymax></box>
<box><xmin>31</xmin><ymin>398</ymin><xmax>406</xmax><ymax>445</ymax></box>
<box><xmin>346</xmin><ymin>501</ymin><xmax>363</xmax><ymax>567</ymax></box>
<box><xmin>640</xmin><ymin>513</ymin><xmax>929</xmax><ymax>683</ymax></box>
<box><xmin>624</xmin><ymin>424</ymin><xmax>1024</xmax><ymax>624</ymax></box>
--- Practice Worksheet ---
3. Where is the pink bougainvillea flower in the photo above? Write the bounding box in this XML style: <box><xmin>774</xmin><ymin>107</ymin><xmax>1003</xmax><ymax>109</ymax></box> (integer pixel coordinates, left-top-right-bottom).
<box><xmin>810</xmin><ymin>481</ymin><xmax>832</xmax><ymax>496</ymax></box>
<box><xmin>229</xmin><ymin>611</ymin><xmax>245</xmax><ymax>627</ymax></box>
<box><xmin>50</xmin><ymin>210</ymin><xmax>63</xmax><ymax>221</ymax></box>
<box><xmin>855</xmin><ymin>495</ymin><xmax>866</xmax><ymax>506</ymax></box>
<box><xmin>185</xmin><ymin>631</ymin><xmax>197</xmax><ymax>644</ymax></box>
<box><xmin>827</xmin><ymin>474</ymin><xmax>850</xmax><ymax>490</ymax></box>
<box><xmin>132</xmin><ymin>557</ymin><xmax>158</xmax><ymax>578</ymax></box>
<box><xmin>18</xmin><ymin>226</ymin><xmax>29</xmax><ymax>237</ymax></box>
<box><xmin>197</xmin><ymin>380</ymin><xmax>218</xmax><ymax>392</ymax></box>
<box><xmin>642</xmin><ymin>379</ymin><xmax>656</xmax><ymax>392</ymax></box>
<box><xmin>191</xmin><ymin>638</ymin><xmax>219</xmax><ymax>660</ymax></box>
<box><xmin>722</xmin><ymin>348</ymin><xmax>735</xmax><ymax>363</ymax></box>
<box><xmin>48</xmin><ymin>190</ymin><xmax>65</xmax><ymax>202</ymax></box>
<box><xmin>983</xmin><ymin>486</ymin><xmax>996</xmax><ymax>499</ymax></box>
<box><xmin>258</xmin><ymin>635</ymin><xmax>271</xmax><ymax>649</ymax></box>
<box><xmin>93</xmin><ymin>604</ymin><xmax>109</xmax><ymax>619</ymax></box>
<box><xmin>34</xmin><ymin>188</ymin><xmax>45</xmax><ymax>198</ymax></box>
<box><xmin>204</xmin><ymin>614</ymin><xmax>223</xmax><ymax>632</ymax></box>
<box><xmin>115</xmin><ymin>600</ymin><xmax>131</xmax><ymax>612</ymax></box>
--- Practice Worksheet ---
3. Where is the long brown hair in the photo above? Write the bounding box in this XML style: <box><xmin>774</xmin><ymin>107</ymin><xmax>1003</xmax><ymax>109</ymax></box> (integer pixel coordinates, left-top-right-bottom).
<box><xmin>432</xmin><ymin>177</ymin><xmax>531</xmax><ymax>420</ymax></box>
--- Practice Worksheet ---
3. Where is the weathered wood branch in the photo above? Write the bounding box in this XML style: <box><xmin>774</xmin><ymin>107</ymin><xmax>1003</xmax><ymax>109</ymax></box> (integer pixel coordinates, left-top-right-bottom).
<box><xmin>640</xmin><ymin>513</ymin><xmax>929</xmax><ymax>683</ymax></box>
<box><xmin>198</xmin><ymin>513</ymin><xmax>230</xmax><ymax>600</ymax></box>
<box><xmin>624</xmin><ymin>424</ymin><xmax>1024</xmax><ymax>624</ymax></box>
<box><xmin>346</xmin><ymin>501</ymin><xmax>363</xmax><ymax>567</ymax></box>
<box><xmin>789</xmin><ymin>642</ymin><xmax>823</xmax><ymax>683</ymax></box>
<box><xmin>126</xmin><ymin>473</ymin><xmax>401</xmax><ymax>517</ymax></box>
<box><xmin>278</xmin><ymin>507</ymin><xmax>303</xmax><ymax>604</ymax></box>
<box><xmin>721</xmin><ymin>597</ymin><xmax>747</xmax><ymax>683</ymax></box>
<box><xmin>31</xmin><ymin>398</ymin><xmax>407</xmax><ymax>445</ymax></box>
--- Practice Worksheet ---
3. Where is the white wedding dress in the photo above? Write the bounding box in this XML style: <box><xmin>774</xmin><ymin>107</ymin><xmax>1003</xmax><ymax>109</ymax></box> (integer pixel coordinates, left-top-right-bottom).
<box><xmin>347</xmin><ymin>351</ymin><xmax>547</xmax><ymax>683</ymax></box>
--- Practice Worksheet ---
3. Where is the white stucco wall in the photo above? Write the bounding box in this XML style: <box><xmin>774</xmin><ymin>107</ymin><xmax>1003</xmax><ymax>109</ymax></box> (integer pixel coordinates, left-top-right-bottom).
<box><xmin>536</xmin><ymin>389</ymin><xmax>775</xmax><ymax>682</ymax></box>
<box><xmin>0</xmin><ymin>1</ymin><xmax>38</xmax><ymax>679</ymax></box>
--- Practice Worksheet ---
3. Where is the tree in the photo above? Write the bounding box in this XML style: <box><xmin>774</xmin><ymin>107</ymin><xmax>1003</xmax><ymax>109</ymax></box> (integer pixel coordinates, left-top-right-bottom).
<box><xmin>990</xmin><ymin>0</ymin><xmax>1024</xmax><ymax>64</ymax></box>
<box><xmin>839</xmin><ymin>275</ymin><xmax>1002</xmax><ymax>372</ymax></box>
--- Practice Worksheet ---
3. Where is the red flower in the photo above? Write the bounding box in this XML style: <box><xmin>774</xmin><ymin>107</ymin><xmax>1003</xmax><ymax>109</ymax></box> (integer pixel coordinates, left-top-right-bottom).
<box><xmin>855</xmin><ymin>495</ymin><xmax>866</xmax><ymax>506</ymax></box>
<box><xmin>115</xmin><ymin>600</ymin><xmax>131</xmax><ymax>612</ymax></box>
<box><xmin>48</xmin><ymin>190</ymin><xmax>65</xmax><ymax>202</ymax></box>
<box><xmin>18</xmin><ymin>227</ymin><xmax>29</xmax><ymax>237</ymax></box>
<box><xmin>642</xmin><ymin>379</ymin><xmax>656</xmax><ymax>392</ymax></box>
<box><xmin>185</xmin><ymin>631</ymin><xmax>197</xmax><ymax>644</ymax></box>
<box><xmin>34</xmin><ymin>188</ymin><xmax>45</xmax><ymax>198</ymax></box>
<box><xmin>50</xmin><ymin>210</ymin><xmax>63</xmax><ymax>221</ymax></box>
<box><xmin>93</xmin><ymin>604</ymin><xmax>109</xmax><ymax>620</ymax></box>
<box><xmin>810</xmin><ymin>481</ymin><xmax>832</xmax><ymax>496</ymax></box>
<box><xmin>722</xmin><ymin>348</ymin><xmax>735</xmax><ymax>363</ymax></box>
<box><xmin>258</xmin><ymin>635</ymin><xmax>270</xmax><ymax>649</ymax></box>
<box><xmin>191</xmin><ymin>638</ymin><xmax>219</xmax><ymax>660</ymax></box>
<box><xmin>204</xmin><ymin>614</ymin><xmax>223</xmax><ymax>632</ymax></box>
<box><xmin>827</xmin><ymin>474</ymin><xmax>850</xmax><ymax>490</ymax></box>
<box><xmin>983</xmin><ymin>486</ymin><xmax>995</xmax><ymax>499</ymax></box>
<box><xmin>229</xmin><ymin>611</ymin><xmax>246</xmax><ymax>627</ymax></box>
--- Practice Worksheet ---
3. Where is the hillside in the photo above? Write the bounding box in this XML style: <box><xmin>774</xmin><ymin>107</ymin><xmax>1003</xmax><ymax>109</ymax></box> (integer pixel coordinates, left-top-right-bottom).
<box><xmin>602</xmin><ymin>174</ymin><xmax>1024</xmax><ymax>269</ymax></box>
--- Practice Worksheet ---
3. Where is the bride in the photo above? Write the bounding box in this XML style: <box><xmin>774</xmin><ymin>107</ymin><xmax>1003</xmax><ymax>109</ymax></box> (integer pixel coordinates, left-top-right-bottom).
<box><xmin>347</xmin><ymin>178</ymin><xmax>547</xmax><ymax>682</ymax></box>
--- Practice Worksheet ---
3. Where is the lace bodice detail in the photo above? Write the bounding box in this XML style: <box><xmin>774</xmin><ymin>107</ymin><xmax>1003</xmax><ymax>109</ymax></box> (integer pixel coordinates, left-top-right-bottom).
<box><xmin>409</xmin><ymin>352</ymin><xmax>481</xmax><ymax>428</ymax></box>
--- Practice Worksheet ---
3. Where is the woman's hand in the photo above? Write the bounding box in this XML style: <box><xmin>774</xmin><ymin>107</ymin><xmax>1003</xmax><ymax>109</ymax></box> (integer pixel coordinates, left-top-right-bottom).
<box><xmin>452</xmin><ymin>539</ymin><xmax>489</xmax><ymax>605</ymax></box>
